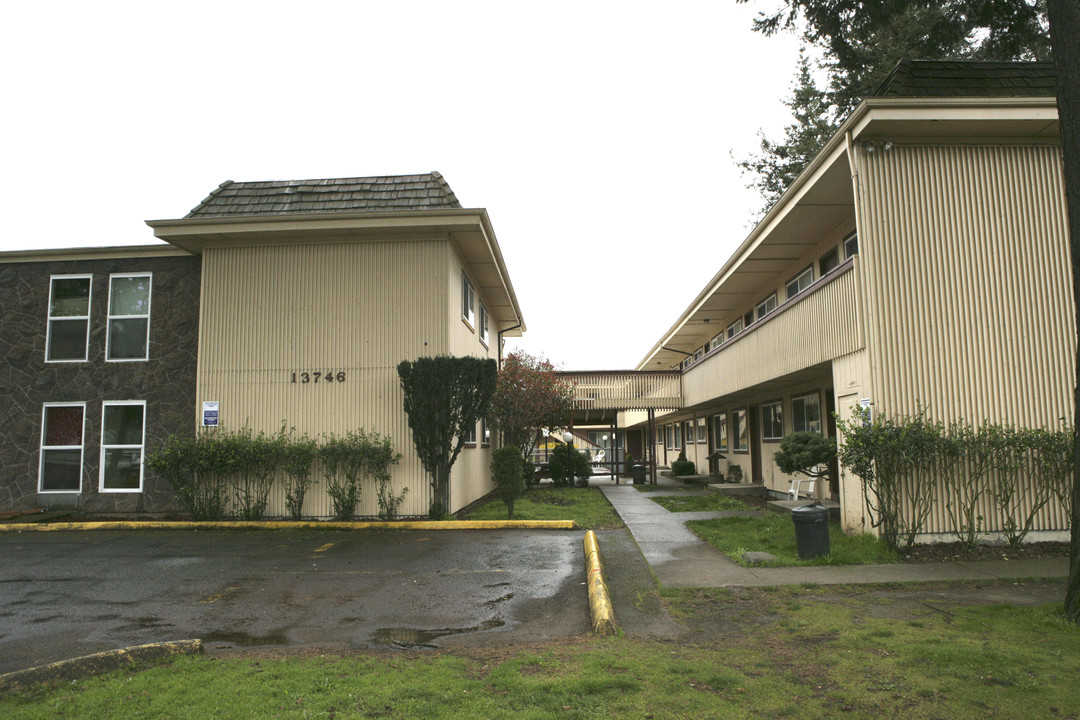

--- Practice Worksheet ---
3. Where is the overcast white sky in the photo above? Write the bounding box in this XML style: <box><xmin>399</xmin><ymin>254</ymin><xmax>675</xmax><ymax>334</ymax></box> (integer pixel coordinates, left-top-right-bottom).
<box><xmin>2</xmin><ymin>1</ymin><xmax>800</xmax><ymax>370</ymax></box>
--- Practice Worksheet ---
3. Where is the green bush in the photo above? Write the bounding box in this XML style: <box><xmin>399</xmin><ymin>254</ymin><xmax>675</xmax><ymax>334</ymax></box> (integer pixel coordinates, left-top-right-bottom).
<box><xmin>727</xmin><ymin>465</ymin><xmax>743</xmax><ymax>484</ymax></box>
<box><xmin>836</xmin><ymin>407</ymin><xmax>1073</xmax><ymax>551</ymax></box>
<box><xmin>146</xmin><ymin>432</ymin><xmax>228</xmax><ymax>520</ymax></box>
<box><xmin>279</xmin><ymin>431</ymin><xmax>318</xmax><ymax>520</ymax></box>
<box><xmin>549</xmin><ymin>443</ymin><xmax>591</xmax><ymax>487</ymax></box>
<box><xmin>522</xmin><ymin>458</ymin><xmax>537</xmax><ymax>488</ymax></box>
<box><xmin>623</xmin><ymin>452</ymin><xmax>636</xmax><ymax>477</ymax></box>
<box><xmin>671</xmin><ymin>451</ymin><xmax>696</xmax><ymax>477</ymax></box>
<box><xmin>492</xmin><ymin>446</ymin><xmax>524</xmax><ymax>518</ymax></box>
<box><xmin>773</xmin><ymin>431</ymin><xmax>836</xmax><ymax>497</ymax></box>
<box><xmin>149</xmin><ymin>426</ymin><xmax>402</xmax><ymax>521</ymax></box>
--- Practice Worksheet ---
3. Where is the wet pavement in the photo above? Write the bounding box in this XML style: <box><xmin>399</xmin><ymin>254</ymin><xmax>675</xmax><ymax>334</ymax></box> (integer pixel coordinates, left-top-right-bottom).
<box><xmin>601</xmin><ymin>484</ymin><xmax>1070</xmax><ymax>587</ymax></box>
<box><xmin>0</xmin><ymin>529</ymin><xmax>590</xmax><ymax>673</ymax></box>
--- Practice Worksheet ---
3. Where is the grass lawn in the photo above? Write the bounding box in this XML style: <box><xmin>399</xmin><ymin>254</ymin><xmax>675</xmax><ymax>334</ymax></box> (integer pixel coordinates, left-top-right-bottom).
<box><xmin>462</xmin><ymin>487</ymin><xmax>623</xmax><ymax>529</ymax></box>
<box><xmin>648</xmin><ymin>493</ymin><xmax>750</xmax><ymax>512</ymax></box>
<box><xmin>687</xmin><ymin>514</ymin><xmax>897</xmax><ymax>566</ymax></box>
<box><xmin>7</xmin><ymin>586</ymin><xmax>1078</xmax><ymax>719</ymax></box>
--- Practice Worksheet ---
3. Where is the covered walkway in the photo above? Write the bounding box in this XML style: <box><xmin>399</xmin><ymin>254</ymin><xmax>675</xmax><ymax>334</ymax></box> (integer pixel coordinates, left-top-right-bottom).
<box><xmin>557</xmin><ymin>371</ymin><xmax>682</xmax><ymax>482</ymax></box>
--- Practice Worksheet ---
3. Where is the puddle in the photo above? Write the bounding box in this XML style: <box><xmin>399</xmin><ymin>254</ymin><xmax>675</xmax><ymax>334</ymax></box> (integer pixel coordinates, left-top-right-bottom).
<box><xmin>371</xmin><ymin>620</ymin><xmax>505</xmax><ymax>649</ymax></box>
<box><xmin>203</xmin><ymin>631</ymin><xmax>289</xmax><ymax>647</ymax></box>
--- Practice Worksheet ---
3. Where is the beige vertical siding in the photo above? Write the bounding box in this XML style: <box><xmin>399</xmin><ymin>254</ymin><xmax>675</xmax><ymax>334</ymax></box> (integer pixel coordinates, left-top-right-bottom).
<box><xmin>197</xmin><ymin>237</ymin><xmax>452</xmax><ymax>518</ymax></box>
<box><xmin>682</xmin><ymin>264</ymin><xmax>863</xmax><ymax>406</ymax></box>
<box><xmin>854</xmin><ymin>143</ymin><xmax>1074</xmax><ymax>536</ymax></box>
<box><xmin>446</xmin><ymin>248</ymin><xmax>501</xmax><ymax>511</ymax></box>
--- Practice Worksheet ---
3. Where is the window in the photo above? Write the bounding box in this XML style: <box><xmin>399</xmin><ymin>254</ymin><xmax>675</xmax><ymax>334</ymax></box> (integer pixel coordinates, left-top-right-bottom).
<box><xmin>726</xmin><ymin>318</ymin><xmax>742</xmax><ymax>340</ymax></box>
<box><xmin>755</xmin><ymin>293</ymin><xmax>777</xmax><ymax>321</ymax></box>
<box><xmin>481</xmin><ymin>418</ymin><xmax>490</xmax><ymax>446</ymax></box>
<box><xmin>464</xmin><ymin>421</ymin><xmax>477</xmax><ymax>445</ymax></box>
<box><xmin>461</xmin><ymin>271</ymin><xmax>475</xmax><ymax>326</ymax></box>
<box><xmin>743</xmin><ymin>310</ymin><xmax>754</xmax><ymax>328</ymax></box>
<box><xmin>479</xmin><ymin>303</ymin><xmax>489</xmax><ymax>345</ymax></box>
<box><xmin>684</xmin><ymin>421</ymin><xmax>694</xmax><ymax>444</ymax></box>
<box><xmin>100</xmin><ymin>401</ymin><xmax>146</xmax><ymax>492</ymax></box>
<box><xmin>106</xmin><ymin>273</ymin><xmax>151</xmax><ymax>361</ymax></box>
<box><xmin>709</xmin><ymin>333</ymin><xmax>723</xmax><ymax>351</ymax></box>
<box><xmin>673</xmin><ymin>422</ymin><xmax>682</xmax><ymax>449</ymax></box>
<box><xmin>732</xmin><ymin>408</ymin><xmax>748</xmax><ymax>452</ymax></box>
<box><xmin>46</xmin><ymin>275</ymin><xmax>92</xmax><ymax>362</ymax></box>
<box><xmin>693</xmin><ymin>346</ymin><xmax>704</xmax><ymax>362</ymax></box>
<box><xmin>761</xmin><ymin>400</ymin><xmax>783</xmax><ymax>441</ymax></box>
<box><xmin>665</xmin><ymin>424</ymin><xmax>673</xmax><ymax>448</ymax></box>
<box><xmin>682</xmin><ymin>357</ymin><xmax>692</xmax><ymax>370</ymax></box>
<box><xmin>713</xmin><ymin>413</ymin><xmax>728</xmax><ymax>453</ymax></box>
<box><xmin>786</xmin><ymin>266</ymin><xmax>814</xmax><ymax>299</ymax></box>
<box><xmin>792</xmin><ymin>392</ymin><xmax>822</xmax><ymax>434</ymax></box>
<box><xmin>39</xmin><ymin>403</ymin><xmax>85</xmax><ymax>492</ymax></box>
<box><xmin>819</xmin><ymin>247</ymin><xmax>839</xmax><ymax>275</ymax></box>
<box><xmin>844</xmin><ymin>232</ymin><xmax>859</xmax><ymax>258</ymax></box>
<box><xmin>696</xmin><ymin>417</ymin><xmax>707</xmax><ymax>444</ymax></box>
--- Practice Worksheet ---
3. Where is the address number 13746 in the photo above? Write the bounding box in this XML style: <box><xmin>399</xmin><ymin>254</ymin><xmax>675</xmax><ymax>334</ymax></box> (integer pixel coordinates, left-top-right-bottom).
<box><xmin>291</xmin><ymin>370</ymin><xmax>346</xmax><ymax>384</ymax></box>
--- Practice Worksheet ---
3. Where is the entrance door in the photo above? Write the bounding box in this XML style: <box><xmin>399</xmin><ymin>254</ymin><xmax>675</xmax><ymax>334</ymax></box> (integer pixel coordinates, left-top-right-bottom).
<box><xmin>748</xmin><ymin>404</ymin><xmax>762</xmax><ymax>484</ymax></box>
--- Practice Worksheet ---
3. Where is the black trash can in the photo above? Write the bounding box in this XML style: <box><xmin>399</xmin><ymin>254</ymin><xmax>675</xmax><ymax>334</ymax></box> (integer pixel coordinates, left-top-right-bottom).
<box><xmin>632</xmin><ymin>464</ymin><xmax>647</xmax><ymax>485</ymax></box>
<box><xmin>791</xmin><ymin>504</ymin><xmax>831</xmax><ymax>559</ymax></box>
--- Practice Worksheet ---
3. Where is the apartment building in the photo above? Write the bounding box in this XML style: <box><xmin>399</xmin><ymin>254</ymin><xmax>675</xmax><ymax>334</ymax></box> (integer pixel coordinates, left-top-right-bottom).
<box><xmin>0</xmin><ymin>173</ymin><xmax>524</xmax><ymax>517</ymax></box>
<box><xmin>632</xmin><ymin>60</ymin><xmax>1073</xmax><ymax>539</ymax></box>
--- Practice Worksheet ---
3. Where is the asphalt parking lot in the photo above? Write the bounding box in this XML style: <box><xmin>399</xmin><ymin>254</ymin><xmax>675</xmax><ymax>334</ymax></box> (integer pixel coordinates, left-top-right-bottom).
<box><xmin>0</xmin><ymin>529</ymin><xmax>592</xmax><ymax>673</ymax></box>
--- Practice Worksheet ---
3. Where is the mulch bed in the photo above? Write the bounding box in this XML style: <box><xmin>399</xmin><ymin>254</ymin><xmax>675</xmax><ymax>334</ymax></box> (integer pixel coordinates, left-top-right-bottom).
<box><xmin>898</xmin><ymin>541</ymin><xmax>1070</xmax><ymax>563</ymax></box>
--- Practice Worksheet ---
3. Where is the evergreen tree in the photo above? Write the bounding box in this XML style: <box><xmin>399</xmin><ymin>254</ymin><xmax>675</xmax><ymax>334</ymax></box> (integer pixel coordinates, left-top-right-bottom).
<box><xmin>398</xmin><ymin>355</ymin><xmax>497</xmax><ymax>518</ymax></box>
<box><xmin>736</xmin><ymin>0</ymin><xmax>1051</xmax><ymax>212</ymax></box>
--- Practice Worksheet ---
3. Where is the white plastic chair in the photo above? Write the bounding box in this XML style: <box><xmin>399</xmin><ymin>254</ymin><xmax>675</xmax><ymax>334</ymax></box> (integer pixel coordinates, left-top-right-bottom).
<box><xmin>787</xmin><ymin>476</ymin><xmax>815</xmax><ymax>500</ymax></box>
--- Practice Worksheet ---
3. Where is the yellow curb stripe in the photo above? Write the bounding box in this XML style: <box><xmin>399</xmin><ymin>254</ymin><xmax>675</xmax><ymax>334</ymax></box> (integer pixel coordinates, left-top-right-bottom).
<box><xmin>0</xmin><ymin>639</ymin><xmax>203</xmax><ymax>696</ymax></box>
<box><xmin>583</xmin><ymin>530</ymin><xmax>617</xmax><ymax>636</ymax></box>
<box><xmin>0</xmin><ymin>519</ymin><xmax>579</xmax><ymax>532</ymax></box>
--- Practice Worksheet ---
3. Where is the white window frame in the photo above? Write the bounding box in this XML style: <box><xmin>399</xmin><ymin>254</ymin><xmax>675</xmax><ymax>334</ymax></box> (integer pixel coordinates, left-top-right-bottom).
<box><xmin>479</xmin><ymin>303</ymin><xmax>490</xmax><ymax>346</ymax></box>
<box><xmin>761</xmin><ymin>400</ymin><xmax>784</xmax><ymax>441</ymax></box>
<box><xmin>713</xmin><ymin>412</ymin><xmax>728</xmax><ymax>453</ymax></box>
<box><xmin>756</xmin><ymin>293</ymin><xmax>777</xmax><ymax>321</ymax></box>
<box><xmin>693</xmin><ymin>346</ymin><xmax>704</xmax><ymax>362</ymax></box>
<box><xmin>709</xmin><ymin>333</ymin><xmax>723</xmax><ymax>351</ymax></box>
<box><xmin>464</xmin><ymin>421</ymin><xmax>477</xmax><ymax>445</ymax></box>
<box><xmin>792</xmin><ymin>391</ymin><xmax>823</xmax><ymax>434</ymax></box>
<box><xmin>106</xmin><ymin>272</ymin><xmax>152</xmax><ymax>362</ymax></box>
<box><xmin>481</xmin><ymin>418</ymin><xmax>490</xmax><ymax>447</ymax></box>
<box><xmin>99</xmin><ymin>400</ymin><xmax>147</xmax><ymax>493</ymax></box>
<box><xmin>726</xmin><ymin>318</ymin><xmax>743</xmax><ymax>340</ymax></box>
<box><xmin>786</xmin><ymin>266</ymin><xmax>814</xmax><ymax>300</ymax></box>
<box><xmin>844</xmin><ymin>232</ymin><xmax>859</xmax><ymax>258</ymax></box>
<box><xmin>39</xmin><ymin>402</ymin><xmax>86</xmax><ymax>493</ymax></box>
<box><xmin>461</xmin><ymin>271</ymin><xmax>475</xmax><ymax>327</ymax></box>
<box><xmin>696</xmin><ymin>417</ymin><xmax>707</xmax><ymax>444</ymax></box>
<box><xmin>673</xmin><ymin>423</ymin><xmax>682</xmax><ymax>450</ymax></box>
<box><xmin>732</xmin><ymin>408</ymin><xmax>748</xmax><ymax>452</ymax></box>
<box><xmin>684</xmin><ymin>421</ymin><xmax>695</xmax><ymax>444</ymax></box>
<box><xmin>45</xmin><ymin>274</ymin><xmax>92</xmax><ymax>363</ymax></box>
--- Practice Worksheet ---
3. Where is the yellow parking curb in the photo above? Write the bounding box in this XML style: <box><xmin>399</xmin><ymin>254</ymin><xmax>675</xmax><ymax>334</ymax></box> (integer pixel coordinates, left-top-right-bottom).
<box><xmin>583</xmin><ymin>530</ymin><xmax>617</xmax><ymax>635</ymax></box>
<box><xmin>0</xmin><ymin>519</ymin><xmax>579</xmax><ymax>532</ymax></box>
<box><xmin>0</xmin><ymin>639</ymin><xmax>203</xmax><ymax>696</ymax></box>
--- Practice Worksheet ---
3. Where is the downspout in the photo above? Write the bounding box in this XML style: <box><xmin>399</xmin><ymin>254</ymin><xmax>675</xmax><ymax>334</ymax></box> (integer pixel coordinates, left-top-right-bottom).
<box><xmin>497</xmin><ymin>324</ymin><xmax>522</xmax><ymax>367</ymax></box>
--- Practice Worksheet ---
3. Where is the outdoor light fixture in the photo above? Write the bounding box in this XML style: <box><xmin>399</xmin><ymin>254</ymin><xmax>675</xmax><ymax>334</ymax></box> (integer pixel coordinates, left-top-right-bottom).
<box><xmin>563</xmin><ymin>431</ymin><xmax>573</xmax><ymax>445</ymax></box>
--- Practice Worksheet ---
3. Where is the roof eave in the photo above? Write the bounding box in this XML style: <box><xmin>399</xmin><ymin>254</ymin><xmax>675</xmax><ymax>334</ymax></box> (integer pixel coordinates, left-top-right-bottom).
<box><xmin>635</xmin><ymin>95</ymin><xmax>1060</xmax><ymax>370</ymax></box>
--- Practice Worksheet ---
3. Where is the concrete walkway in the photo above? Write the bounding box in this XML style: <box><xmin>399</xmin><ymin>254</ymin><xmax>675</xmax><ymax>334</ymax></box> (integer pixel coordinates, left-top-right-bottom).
<box><xmin>600</xmin><ymin>484</ymin><xmax>1069</xmax><ymax>588</ymax></box>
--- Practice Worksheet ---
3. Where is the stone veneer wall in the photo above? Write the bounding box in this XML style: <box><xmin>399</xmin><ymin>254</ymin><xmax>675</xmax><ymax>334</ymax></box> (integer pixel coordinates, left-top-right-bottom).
<box><xmin>0</xmin><ymin>254</ymin><xmax>200</xmax><ymax>513</ymax></box>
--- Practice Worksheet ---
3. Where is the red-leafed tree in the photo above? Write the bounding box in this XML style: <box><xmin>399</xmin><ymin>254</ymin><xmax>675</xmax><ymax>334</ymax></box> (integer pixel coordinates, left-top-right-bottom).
<box><xmin>489</xmin><ymin>351</ymin><xmax>575</xmax><ymax>462</ymax></box>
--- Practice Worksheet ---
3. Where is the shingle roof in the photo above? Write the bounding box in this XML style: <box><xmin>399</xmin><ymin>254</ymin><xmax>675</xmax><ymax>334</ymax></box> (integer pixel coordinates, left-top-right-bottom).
<box><xmin>185</xmin><ymin>172</ymin><xmax>462</xmax><ymax>218</ymax></box>
<box><xmin>874</xmin><ymin>58</ymin><xmax>1056</xmax><ymax>98</ymax></box>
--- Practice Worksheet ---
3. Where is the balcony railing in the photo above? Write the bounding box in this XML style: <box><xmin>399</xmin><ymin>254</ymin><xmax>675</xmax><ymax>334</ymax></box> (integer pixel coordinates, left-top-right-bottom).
<box><xmin>681</xmin><ymin>259</ymin><xmax>863</xmax><ymax>407</ymax></box>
